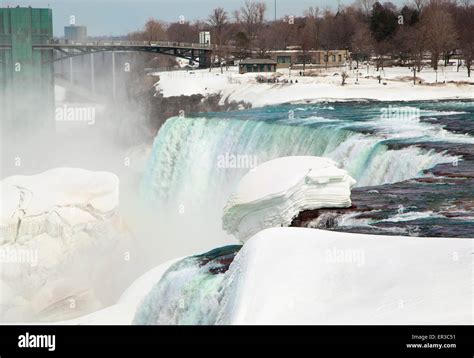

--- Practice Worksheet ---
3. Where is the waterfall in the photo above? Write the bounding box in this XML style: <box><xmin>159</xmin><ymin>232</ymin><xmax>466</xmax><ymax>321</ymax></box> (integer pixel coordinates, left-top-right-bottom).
<box><xmin>141</xmin><ymin>113</ymin><xmax>454</xmax><ymax>205</ymax></box>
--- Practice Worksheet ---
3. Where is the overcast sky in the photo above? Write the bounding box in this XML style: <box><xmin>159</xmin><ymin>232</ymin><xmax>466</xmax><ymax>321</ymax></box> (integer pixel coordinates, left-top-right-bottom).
<box><xmin>1</xmin><ymin>0</ymin><xmax>407</xmax><ymax>36</ymax></box>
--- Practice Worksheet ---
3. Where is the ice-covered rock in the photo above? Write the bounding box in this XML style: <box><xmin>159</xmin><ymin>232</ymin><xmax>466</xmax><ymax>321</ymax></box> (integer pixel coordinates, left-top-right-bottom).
<box><xmin>0</xmin><ymin>168</ymin><xmax>119</xmax><ymax>244</ymax></box>
<box><xmin>222</xmin><ymin>156</ymin><xmax>356</xmax><ymax>242</ymax></box>
<box><xmin>216</xmin><ymin>228</ymin><xmax>473</xmax><ymax>324</ymax></box>
<box><xmin>0</xmin><ymin>168</ymin><xmax>131</xmax><ymax>323</ymax></box>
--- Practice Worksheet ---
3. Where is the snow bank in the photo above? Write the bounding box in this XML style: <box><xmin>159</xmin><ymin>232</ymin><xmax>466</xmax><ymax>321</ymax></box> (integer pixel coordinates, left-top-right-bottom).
<box><xmin>216</xmin><ymin>228</ymin><xmax>473</xmax><ymax>324</ymax></box>
<box><xmin>154</xmin><ymin>66</ymin><xmax>474</xmax><ymax>108</ymax></box>
<box><xmin>222</xmin><ymin>156</ymin><xmax>356</xmax><ymax>242</ymax></box>
<box><xmin>0</xmin><ymin>168</ymin><xmax>130</xmax><ymax>322</ymax></box>
<box><xmin>1</xmin><ymin>168</ymin><xmax>119</xmax><ymax>244</ymax></box>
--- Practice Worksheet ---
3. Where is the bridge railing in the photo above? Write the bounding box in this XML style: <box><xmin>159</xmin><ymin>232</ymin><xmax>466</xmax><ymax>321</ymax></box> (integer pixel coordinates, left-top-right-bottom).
<box><xmin>45</xmin><ymin>39</ymin><xmax>235</xmax><ymax>52</ymax></box>
<box><xmin>47</xmin><ymin>39</ymin><xmax>218</xmax><ymax>49</ymax></box>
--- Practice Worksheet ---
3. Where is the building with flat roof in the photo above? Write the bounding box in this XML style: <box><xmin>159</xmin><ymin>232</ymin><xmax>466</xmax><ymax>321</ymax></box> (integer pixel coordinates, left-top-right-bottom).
<box><xmin>269</xmin><ymin>49</ymin><xmax>350</xmax><ymax>69</ymax></box>
<box><xmin>239</xmin><ymin>59</ymin><xmax>277</xmax><ymax>74</ymax></box>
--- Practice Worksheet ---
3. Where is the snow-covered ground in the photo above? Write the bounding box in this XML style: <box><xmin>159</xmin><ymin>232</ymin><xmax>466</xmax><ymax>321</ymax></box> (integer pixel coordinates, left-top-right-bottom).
<box><xmin>216</xmin><ymin>228</ymin><xmax>473</xmax><ymax>324</ymax></box>
<box><xmin>154</xmin><ymin>65</ymin><xmax>473</xmax><ymax>107</ymax></box>
<box><xmin>223</xmin><ymin>156</ymin><xmax>356</xmax><ymax>242</ymax></box>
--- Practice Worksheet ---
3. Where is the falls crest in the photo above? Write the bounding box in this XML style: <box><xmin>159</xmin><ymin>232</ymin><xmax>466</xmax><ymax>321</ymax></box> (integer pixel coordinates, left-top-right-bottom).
<box><xmin>142</xmin><ymin>115</ymin><xmax>453</xmax><ymax>204</ymax></box>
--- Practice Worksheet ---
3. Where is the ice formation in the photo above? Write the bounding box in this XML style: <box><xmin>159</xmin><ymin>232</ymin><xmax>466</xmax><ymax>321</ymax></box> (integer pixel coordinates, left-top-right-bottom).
<box><xmin>1</xmin><ymin>168</ymin><xmax>119</xmax><ymax>244</ymax></box>
<box><xmin>0</xmin><ymin>168</ymin><xmax>129</xmax><ymax>322</ymax></box>
<box><xmin>222</xmin><ymin>156</ymin><xmax>356</xmax><ymax>241</ymax></box>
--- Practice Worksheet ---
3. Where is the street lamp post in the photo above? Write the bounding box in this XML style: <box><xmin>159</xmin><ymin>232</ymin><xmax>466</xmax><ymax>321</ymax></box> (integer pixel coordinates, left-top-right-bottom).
<box><xmin>275</xmin><ymin>0</ymin><xmax>276</xmax><ymax>21</ymax></box>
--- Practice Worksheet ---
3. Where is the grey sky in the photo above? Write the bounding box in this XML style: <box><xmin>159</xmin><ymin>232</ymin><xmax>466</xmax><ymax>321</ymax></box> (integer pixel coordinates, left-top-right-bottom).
<box><xmin>1</xmin><ymin>0</ymin><xmax>407</xmax><ymax>37</ymax></box>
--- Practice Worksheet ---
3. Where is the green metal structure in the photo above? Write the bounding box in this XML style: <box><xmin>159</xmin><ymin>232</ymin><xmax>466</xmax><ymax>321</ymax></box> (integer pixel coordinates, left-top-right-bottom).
<box><xmin>0</xmin><ymin>7</ymin><xmax>219</xmax><ymax>130</ymax></box>
<box><xmin>0</xmin><ymin>7</ymin><xmax>54</xmax><ymax>128</ymax></box>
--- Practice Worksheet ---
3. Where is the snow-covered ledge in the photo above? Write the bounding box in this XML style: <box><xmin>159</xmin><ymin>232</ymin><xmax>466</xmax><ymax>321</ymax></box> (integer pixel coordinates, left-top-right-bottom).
<box><xmin>216</xmin><ymin>228</ymin><xmax>472</xmax><ymax>325</ymax></box>
<box><xmin>222</xmin><ymin>156</ymin><xmax>356</xmax><ymax>242</ymax></box>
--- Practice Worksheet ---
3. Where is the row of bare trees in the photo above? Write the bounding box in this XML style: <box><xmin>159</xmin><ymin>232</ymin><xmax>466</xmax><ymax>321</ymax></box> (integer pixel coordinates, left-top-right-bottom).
<box><xmin>128</xmin><ymin>0</ymin><xmax>474</xmax><ymax>77</ymax></box>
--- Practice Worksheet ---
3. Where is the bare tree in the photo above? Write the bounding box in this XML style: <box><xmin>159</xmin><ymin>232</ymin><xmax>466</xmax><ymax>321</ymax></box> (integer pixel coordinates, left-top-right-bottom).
<box><xmin>208</xmin><ymin>8</ymin><xmax>230</xmax><ymax>72</ymax></box>
<box><xmin>357</xmin><ymin>0</ymin><xmax>376</xmax><ymax>17</ymax></box>
<box><xmin>299</xmin><ymin>17</ymin><xmax>315</xmax><ymax>72</ymax></box>
<box><xmin>208</xmin><ymin>7</ymin><xmax>229</xmax><ymax>45</ymax></box>
<box><xmin>459</xmin><ymin>0</ymin><xmax>471</xmax><ymax>9</ymax></box>
<box><xmin>167</xmin><ymin>21</ymin><xmax>199</xmax><ymax>43</ymax></box>
<box><xmin>341</xmin><ymin>71</ymin><xmax>349</xmax><ymax>85</ymax></box>
<box><xmin>303</xmin><ymin>6</ymin><xmax>321</xmax><ymax>49</ymax></box>
<box><xmin>455</xmin><ymin>3</ymin><xmax>474</xmax><ymax>77</ymax></box>
<box><xmin>304</xmin><ymin>6</ymin><xmax>321</xmax><ymax>18</ymax></box>
<box><xmin>237</xmin><ymin>0</ymin><xmax>267</xmax><ymax>41</ymax></box>
<box><xmin>407</xmin><ymin>24</ymin><xmax>428</xmax><ymax>83</ymax></box>
<box><xmin>413</xmin><ymin>0</ymin><xmax>427</xmax><ymax>12</ymax></box>
<box><xmin>265</xmin><ymin>20</ymin><xmax>298</xmax><ymax>50</ymax></box>
<box><xmin>422</xmin><ymin>2</ymin><xmax>457</xmax><ymax>70</ymax></box>
<box><xmin>130</xmin><ymin>19</ymin><xmax>168</xmax><ymax>41</ymax></box>
<box><xmin>351</xmin><ymin>23</ymin><xmax>374</xmax><ymax>70</ymax></box>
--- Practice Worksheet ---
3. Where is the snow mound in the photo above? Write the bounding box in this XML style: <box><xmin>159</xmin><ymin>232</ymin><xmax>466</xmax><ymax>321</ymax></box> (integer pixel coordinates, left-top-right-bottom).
<box><xmin>216</xmin><ymin>228</ymin><xmax>473</xmax><ymax>324</ymax></box>
<box><xmin>0</xmin><ymin>168</ymin><xmax>130</xmax><ymax>323</ymax></box>
<box><xmin>0</xmin><ymin>168</ymin><xmax>119</xmax><ymax>244</ymax></box>
<box><xmin>222</xmin><ymin>156</ymin><xmax>356</xmax><ymax>242</ymax></box>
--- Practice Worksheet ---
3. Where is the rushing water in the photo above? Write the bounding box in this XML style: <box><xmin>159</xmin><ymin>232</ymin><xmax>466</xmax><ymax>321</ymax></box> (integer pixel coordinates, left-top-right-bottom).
<box><xmin>136</xmin><ymin>100</ymin><xmax>474</xmax><ymax>325</ymax></box>
<box><xmin>141</xmin><ymin>100</ymin><xmax>473</xmax><ymax>238</ymax></box>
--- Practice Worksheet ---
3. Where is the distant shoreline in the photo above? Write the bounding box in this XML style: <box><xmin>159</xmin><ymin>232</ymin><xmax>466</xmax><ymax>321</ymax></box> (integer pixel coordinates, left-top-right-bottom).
<box><xmin>154</xmin><ymin>66</ymin><xmax>474</xmax><ymax>109</ymax></box>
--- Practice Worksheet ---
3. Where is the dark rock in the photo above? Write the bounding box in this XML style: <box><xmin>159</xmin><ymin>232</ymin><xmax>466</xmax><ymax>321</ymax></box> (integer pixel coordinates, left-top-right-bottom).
<box><xmin>194</xmin><ymin>245</ymin><xmax>242</xmax><ymax>275</ymax></box>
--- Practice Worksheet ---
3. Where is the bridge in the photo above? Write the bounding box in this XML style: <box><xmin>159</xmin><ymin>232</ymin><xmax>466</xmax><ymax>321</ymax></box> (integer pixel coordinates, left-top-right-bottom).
<box><xmin>0</xmin><ymin>39</ymin><xmax>234</xmax><ymax>67</ymax></box>
<box><xmin>32</xmin><ymin>40</ymin><xmax>235</xmax><ymax>67</ymax></box>
<box><xmin>0</xmin><ymin>6</ymin><xmax>235</xmax><ymax>128</ymax></box>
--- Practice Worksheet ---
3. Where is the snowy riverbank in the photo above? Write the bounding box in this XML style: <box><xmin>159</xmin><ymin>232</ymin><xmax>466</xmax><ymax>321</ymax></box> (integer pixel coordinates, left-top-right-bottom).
<box><xmin>154</xmin><ymin>65</ymin><xmax>474</xmax><ymax>107</ymax></box>
<box><xmin>216</xmin><ymin>228</ymin><xmax>473</xmax><ymax>325</ymax></box>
